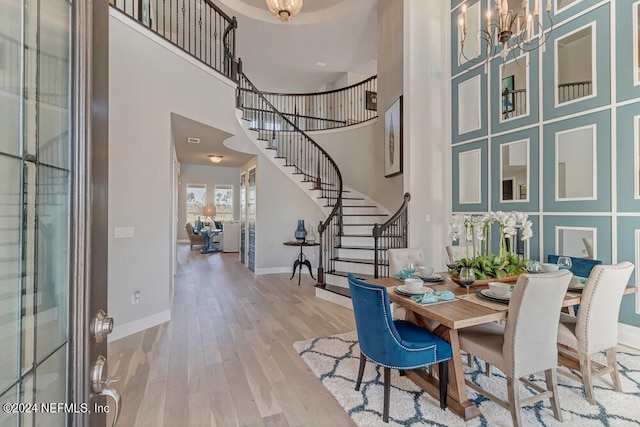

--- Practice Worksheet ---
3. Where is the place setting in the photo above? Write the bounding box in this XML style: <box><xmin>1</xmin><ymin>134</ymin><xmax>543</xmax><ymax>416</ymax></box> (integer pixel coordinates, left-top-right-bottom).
<box><xmin>476</xmin><ymin>281</ymin><xmax>513</xmax><ymax>304</ymax></box>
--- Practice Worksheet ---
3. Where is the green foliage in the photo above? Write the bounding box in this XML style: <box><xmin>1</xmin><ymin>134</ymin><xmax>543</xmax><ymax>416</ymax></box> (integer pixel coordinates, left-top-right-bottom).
<box><xmin>452</xmin><ymin>254</ymin><xmax>527</xmax><ymax>280</ymax></box>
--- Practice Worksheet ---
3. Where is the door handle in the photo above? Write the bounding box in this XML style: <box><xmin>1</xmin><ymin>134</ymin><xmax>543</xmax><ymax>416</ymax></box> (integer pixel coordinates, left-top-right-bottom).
<box><xmin>91</xmin><ymin>355</ymin><xmax>121</xmax><ymax>427</ymax></box>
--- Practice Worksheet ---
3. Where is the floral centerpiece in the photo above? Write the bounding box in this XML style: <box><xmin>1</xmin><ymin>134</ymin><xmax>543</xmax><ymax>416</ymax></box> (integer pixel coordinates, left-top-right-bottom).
<box><xmin>448</xmin><ymin>211</ymin><xmax>532</xmax><ymax>281</ymax></box>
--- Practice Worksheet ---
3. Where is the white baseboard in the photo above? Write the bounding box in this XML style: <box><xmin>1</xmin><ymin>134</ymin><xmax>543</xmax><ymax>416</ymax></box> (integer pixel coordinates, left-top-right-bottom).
<box><xmin>618</xmin><ymin>323</ymin><xmax>640</xmax><ymax>349</ymax></box>
<box><xmin>108</xmin><ymin>310</ymin><xmax>171</xmax><ymax>343</ymax></box>
<box><xmin>177</xmin><ymin>239</ymin><xmax>189</xmax><ymax>244</ymax></box>
<box><xmin>254</xmin><ymin>267</ymin><xmax>314</xmax><ymax>275</ymax></box>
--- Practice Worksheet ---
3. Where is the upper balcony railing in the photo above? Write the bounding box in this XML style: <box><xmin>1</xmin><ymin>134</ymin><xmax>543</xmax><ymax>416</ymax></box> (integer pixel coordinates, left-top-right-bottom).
<box><xmin>110</xmin><ymin>0</ymin><xmax>238</xmax><ymax>81</ymax></box>
<box><xmin>238</xmin><ymin>75</ymin><xmax>378</xmax><ymax>131</ymax></box>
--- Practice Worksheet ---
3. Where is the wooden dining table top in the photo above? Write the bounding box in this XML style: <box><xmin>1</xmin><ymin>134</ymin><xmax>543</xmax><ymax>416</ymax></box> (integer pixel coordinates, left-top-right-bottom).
<box><xmin>366</xmin><ymin>275</ymin><xmax>637</xmax><ymax>330</ymax></box>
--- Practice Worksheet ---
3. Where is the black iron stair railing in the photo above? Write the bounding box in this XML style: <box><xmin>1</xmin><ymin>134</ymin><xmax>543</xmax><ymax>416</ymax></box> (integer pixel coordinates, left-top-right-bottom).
<box><xmin>373</xmin><ymin>193</ymin><xmax>411</xmax><ymax>279</ymax></box>
<box><xmin>109</xmin><ymin>0</ymin><xmax>238</xmax><ymax>81</ymax></box>
<box><xmin>237</xmin><ymin>71</ymin><xmax>344</xmax><ymax>285</ymax></box>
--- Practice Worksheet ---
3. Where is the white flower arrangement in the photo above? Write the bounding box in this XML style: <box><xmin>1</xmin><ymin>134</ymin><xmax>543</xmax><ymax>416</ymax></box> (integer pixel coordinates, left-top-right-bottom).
<box><xmin>448</xmin><ymin>211</ymin><xmax>533</xmax><ymax>279</ymax></box>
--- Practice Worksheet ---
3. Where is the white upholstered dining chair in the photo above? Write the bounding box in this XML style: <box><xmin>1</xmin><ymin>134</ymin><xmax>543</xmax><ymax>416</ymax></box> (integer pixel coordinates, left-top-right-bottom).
<box><xmin>445</xmin><ymin>244</ymin><xmax>471</xmax><ymax>261</ymax></box>
<box><xmin>387</xmin><ymin>248</ymin><xmax>425</xmax><ymax>274</ymax></box>
<box><xmin>458</xmin><ymin>270</ymin><xmax>572</xmax><ymax>427</ymax></box>
<box><xmin>387</xmin><ymin>248</ymin><xmax>425</xmax><ymax>320</ymax></box>
<box><xmin>557</xmin><ymin>261</ymin><xmax>635</xmax><ymax>404</ymax></box>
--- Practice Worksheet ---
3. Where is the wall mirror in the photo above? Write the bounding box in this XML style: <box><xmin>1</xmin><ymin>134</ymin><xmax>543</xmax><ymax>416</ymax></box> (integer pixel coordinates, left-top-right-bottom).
<box><xmin>556</xmin><ymin>125</ymin><xmax>596</xmax><ymax>200</ymax></box>
<box><xmin>458</xmin><ymin>75</ymin><xmax>481</xmax><ymax>134</ymax></box>
<box><xmin>556</xmin><ymin>25</ymin><xmax>594</xmax><ymax>104</ymax></box>
<box><xmin>499</xmin><ymin>55</ymin><xmax>529</xmax><ymax>121</ymax></box>
<box><xmin>459</xmin><ymin>149</ymin><xmax>481</xmax><ymax>204</ymax></box>
<box><xmin>556</xmin><ymin>0</ymin><xmax>581</xmax><ymax>12</ymax></box>
<box><xmin>635</xmin><ymin>2</ymin><xmax>640</xmax><ymax>86</ymax></box>
<box><xmin>500</xmin><ymin>140</ymin><xmax>529</xmax><ymax>202</ymax></box>
<box><xmin>556</xmin><ymin>227</ymin><xmax>596</xmax><ymax>259</ymax></box>
<box><xmin>458</xmin><ymin>2</ymin><xmax>481</xmax><ymax>65</ymax></box>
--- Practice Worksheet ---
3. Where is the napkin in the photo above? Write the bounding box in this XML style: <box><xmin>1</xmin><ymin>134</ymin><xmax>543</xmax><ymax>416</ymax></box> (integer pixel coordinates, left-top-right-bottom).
<box><xmin>410</xmin><ymin>291</ymin><xmax>455</xmax><ymax>304</ymax></box>
<box><xmin>393</xmin><ymin>272</ymin><xmax>415</xmax><ymax>280</ymax></box>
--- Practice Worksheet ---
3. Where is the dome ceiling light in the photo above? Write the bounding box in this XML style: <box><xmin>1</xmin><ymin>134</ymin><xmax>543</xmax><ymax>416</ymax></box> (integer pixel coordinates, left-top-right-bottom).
<box><xmin>209</xmin><ymin>155</ymin><xmax>224</xmax><ymax>163</ymax></box>
<box><xmin>265</xmin><ymin>0</ymin><xmax>304</xmax><ymax>22</ymax></box>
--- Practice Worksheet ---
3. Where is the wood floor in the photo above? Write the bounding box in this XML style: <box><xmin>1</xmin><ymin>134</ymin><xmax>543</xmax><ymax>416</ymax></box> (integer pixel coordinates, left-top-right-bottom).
<box><xmin>108</xmin><ymin>244</ymin><xmax>357</xmax><ymax>427</ymax></box>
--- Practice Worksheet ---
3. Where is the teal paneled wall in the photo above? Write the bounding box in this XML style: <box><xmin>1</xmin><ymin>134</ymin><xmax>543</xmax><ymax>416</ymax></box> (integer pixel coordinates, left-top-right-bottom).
<box><xmin>450</xmin><ymin>0</ymin><xmax>640</xmax><ymax>327</ymax></box>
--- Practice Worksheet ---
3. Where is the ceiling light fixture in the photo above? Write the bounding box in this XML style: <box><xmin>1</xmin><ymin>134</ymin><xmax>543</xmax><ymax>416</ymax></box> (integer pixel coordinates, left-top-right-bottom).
<box><xmin>209</xmin><ymin>155</ymin><xmax>223</xmax><ymax>163</ymax></box>
<box><xmin>265</xmin><ymin>0</ymin><xmax>303</xmax><ymax>22</ymax></box>
<box><xmin>458</xmin><ymin>0</ymin><xmax>553</xmax><ymax>70</ymax></box>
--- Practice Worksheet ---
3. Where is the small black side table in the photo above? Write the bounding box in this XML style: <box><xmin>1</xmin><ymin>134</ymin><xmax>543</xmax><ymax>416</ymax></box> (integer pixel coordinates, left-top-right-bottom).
<box><xmin>283</xmin><ymin>241</ymin><xmax>320</xmax><ymax>285</ymax></box>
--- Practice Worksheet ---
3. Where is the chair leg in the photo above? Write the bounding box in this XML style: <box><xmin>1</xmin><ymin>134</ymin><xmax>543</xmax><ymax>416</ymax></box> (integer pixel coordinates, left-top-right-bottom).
<box><xmin>399</xmin><ymin>370</ymin><xmax>405</xmax><ymax>376</ymax></box>
<box><xmin>438</xmin><ymin>361</ymin><xmax>448</xmax><ymax>410</ymax></box>
<box><xmin>355</xmin><ymin>353</ymin><xmax>367</xmax><ymax>391</ymax></box>
<box><xmin>606</xmin><ymin>347</ymin><xmax>622</xmax><ymax>392</ymax></box>
<box><xmin>545</xmin><ymin>368</ymin><xmax>563</xmax><ymax>422</ymax></box>
<box><xmin>507</xmin><ymin>377</ymin><xmax>522</xmax><ymax>427</ymax></box>
<box><xmin>580</xmin><ymin>353</ymin><xmax>596</xmax><ymax>404</ymax></box>
<box><xmin>485</xmin><ymin>363</ymin><xmax>492</xmax><ymax>377</ymax></box>
<box><xmin>383</xmin><ymin>367</ymin><xmax>391</xmax><ymax>423</ymax></box>
<box><xmin>466</xmin><ymin>352</ymin><xmax>472</xmax><ymax>366</ymax></box>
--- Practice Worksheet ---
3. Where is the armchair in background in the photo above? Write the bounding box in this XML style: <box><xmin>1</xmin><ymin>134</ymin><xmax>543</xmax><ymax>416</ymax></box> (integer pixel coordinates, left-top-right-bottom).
<box><xmin>186</xmin><ymin>223</ymin><xmax>205</xmax><ymax>250</ymax></box>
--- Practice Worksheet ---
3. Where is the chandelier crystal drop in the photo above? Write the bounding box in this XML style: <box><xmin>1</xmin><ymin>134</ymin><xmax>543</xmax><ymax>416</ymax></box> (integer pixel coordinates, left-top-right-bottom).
<box><xmin>265</xmin><ymin>0</ymin><xmax>304</xmax><ymax>22</ymax></box>
<box><xmin>458</xmin><ymin>0</ymin><xmax>553</xmax><ymax>69</ymax></box>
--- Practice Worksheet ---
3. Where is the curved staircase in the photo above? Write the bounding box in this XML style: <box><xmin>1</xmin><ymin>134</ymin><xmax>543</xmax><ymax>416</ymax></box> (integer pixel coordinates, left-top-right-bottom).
<box><xmin>235</xmin><ymin>72</ymin><xmax>391</xmax><ymax>306</ymax></box>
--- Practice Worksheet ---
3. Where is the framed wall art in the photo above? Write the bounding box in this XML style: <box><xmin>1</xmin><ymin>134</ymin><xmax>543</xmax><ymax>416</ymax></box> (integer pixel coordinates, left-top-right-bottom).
<box><xmin>385</xmin><ymin>96</ymin><xmax>403</xmax><ymax>177</ymax></box>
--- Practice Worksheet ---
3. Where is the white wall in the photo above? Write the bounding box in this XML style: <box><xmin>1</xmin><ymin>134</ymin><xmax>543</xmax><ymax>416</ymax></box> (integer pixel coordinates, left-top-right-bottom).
<box><xmin>238</xmin><ymin>152</ymin><xmax>325</xmax><ymax>273</ymax></box>
<box><xmin>403</xmin><ymin>0</ymin><xmax>451</xmax><ymax>268</ymax></box>
<box><xmin>177</xmin><ymin>164</ymin><xmax>241</xmax><ymax>241</ymax></box>
<box><xmin>309</xmin><ymin>121</ymin><xmax>385</xmax><ymax>207</ymax></box>
<box><xmin>108</xmin><ymin>11</ymin><xmax>237</xmax><ymax>339</ymax></box>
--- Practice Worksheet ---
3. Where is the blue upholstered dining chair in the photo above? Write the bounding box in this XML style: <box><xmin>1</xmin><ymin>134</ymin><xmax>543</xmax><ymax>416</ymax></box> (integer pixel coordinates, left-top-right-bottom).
<box><xmin>547</xmin><ymin>254</ymin><xmax>602</xmax><ymax>278</ymax></box>
<box><xmin>347</xmin><ymin>274</ymin><xmax>452</xmax><ymax>423</ymax></box>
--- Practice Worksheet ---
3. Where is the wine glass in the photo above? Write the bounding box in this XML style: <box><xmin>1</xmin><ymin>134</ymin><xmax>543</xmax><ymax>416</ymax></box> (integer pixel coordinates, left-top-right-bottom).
<box><xmin>403</xmin><ymin>261</ymin><xmax>416</xmax><ymax>278</ymax></box>
<box><xmin>446</xmin><ymin>255</ymin><xmax>457</xmax><ymax>272</ymax></box>
<box><xmin>557</xmin><ymin>256</ymin><xmax>572</xmax><ymax>270</ymax></box>
<box><xmin>459</xmin><ymin>267</ymin><xmax>476</xmax><ymax>295</ymax></box>
<box><xmin>527</xmin><ymin>260</ymin><xmax>542</xmax><ymax>274</ymax></box>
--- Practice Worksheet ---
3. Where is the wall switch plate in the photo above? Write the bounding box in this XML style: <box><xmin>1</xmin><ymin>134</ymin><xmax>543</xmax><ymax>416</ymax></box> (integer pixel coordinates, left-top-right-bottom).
<box><xmin>115</xmin><ymin>227</ymin><xmax>135</xmax><ymax>238</ymax></box>
<box><xmin>132</xmin><ymin>291</ymin><xmax>140</xmax><ymax>305</ymax></box>
<box><xmin>425</xmin><ymin>214</ymin><xmax>431</xmax><ymax>222</ymax></box>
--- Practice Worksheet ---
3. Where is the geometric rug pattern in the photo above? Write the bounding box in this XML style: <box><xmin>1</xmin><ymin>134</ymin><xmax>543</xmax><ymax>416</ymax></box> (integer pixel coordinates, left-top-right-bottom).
<box><xmin>294</xmin><ymin>331</ymin><xmax>640</xmax><ymax>426</ymax></box>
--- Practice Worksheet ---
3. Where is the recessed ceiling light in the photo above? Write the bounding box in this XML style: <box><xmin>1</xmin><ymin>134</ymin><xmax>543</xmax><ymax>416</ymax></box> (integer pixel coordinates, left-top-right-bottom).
<box><xmin>187</xmin><ymin>137</ymin><xmax>200</xmax><ymax>144</ymax></box>
<box><xmin>315</xmin><ymin>62</ymin><xmax>327</xmax><ymax>67</ymax></box>
<box><xmin>209</xmin><ymin>155</ymin><xmax>223</xmax><ymax>163</ymax></box>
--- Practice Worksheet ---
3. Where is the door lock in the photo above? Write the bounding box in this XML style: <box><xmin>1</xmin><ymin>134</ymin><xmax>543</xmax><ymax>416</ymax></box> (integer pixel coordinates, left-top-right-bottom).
<box><xmin>91</xmin><ymin>310</ymin><xmax>114</xmax><ymax>343</ymax></box>
<box><xmin>91</xmin><ymin>355</ymin><xmax>121</xmax><ymax>427</ymax></box>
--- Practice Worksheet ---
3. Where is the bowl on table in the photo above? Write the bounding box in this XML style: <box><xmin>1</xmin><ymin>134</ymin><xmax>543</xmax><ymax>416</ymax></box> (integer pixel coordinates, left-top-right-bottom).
<box><xmin>541</xmin><ymin>263</ymin><xmax>560</xmax><ymax>273</ymax></box>
<box><xmin>404</xmin><ymin>278</ymin><xmax>424</xmax><ymax>292</ymax></box>
<box><xmin>418</xmin><ymin>266</ymin><xmax>435</xmax><ymax>277</ymax></box>
<box><xmin>488</xmin><ymin>281</ymin><xmax>511</xmax><ymax>297</ymax></box>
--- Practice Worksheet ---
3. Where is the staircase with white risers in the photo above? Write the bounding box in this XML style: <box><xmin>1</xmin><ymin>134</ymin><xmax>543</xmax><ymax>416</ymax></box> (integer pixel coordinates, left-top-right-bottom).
<box><xmin>234</xmin><ymin>74</ymin><xmax>392</xmax><ymax>308</ymax></box>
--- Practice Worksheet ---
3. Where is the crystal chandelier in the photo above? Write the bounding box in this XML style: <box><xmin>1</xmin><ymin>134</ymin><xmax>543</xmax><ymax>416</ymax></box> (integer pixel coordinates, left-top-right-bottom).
<box><xmin>265</xmin><ymin>0</ymin><xmax>304</xmax><ymax>22</ymax></box>
<box><xmin>458</xmin><ymin>0</ymin><xmax>553</xmax><ymax>69</ymax></box>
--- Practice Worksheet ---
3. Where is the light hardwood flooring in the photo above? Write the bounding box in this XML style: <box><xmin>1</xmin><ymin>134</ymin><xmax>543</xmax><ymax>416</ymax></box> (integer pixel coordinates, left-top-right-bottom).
<box><xmin>108</xmin><ymin>244</ymin><xmax>357</xmax><ymax>427</ymax></box>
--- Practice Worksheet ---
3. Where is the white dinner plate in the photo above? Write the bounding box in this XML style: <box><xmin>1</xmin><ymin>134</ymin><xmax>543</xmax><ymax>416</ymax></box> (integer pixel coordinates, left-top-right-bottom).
<box><xmin>480</xmin><ymin>288</ymin><xmax>512</xmax><ymax>301</ymax></box>
<box><xmin>395</xmin><ymin>285</ymin><xmax>434</xmax><ymax>296</ymax></box>
<box><xmin>420</xmin><ymin>274</ymin><xmax>445</xmax><ymax>282</ymax></box>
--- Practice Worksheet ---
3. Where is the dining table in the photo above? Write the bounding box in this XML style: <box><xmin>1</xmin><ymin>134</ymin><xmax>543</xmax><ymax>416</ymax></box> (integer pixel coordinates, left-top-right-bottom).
<box><xmin>365</xmin><ymin>274</ymin><xmax>636</xmax><ymax>421</ymax></box>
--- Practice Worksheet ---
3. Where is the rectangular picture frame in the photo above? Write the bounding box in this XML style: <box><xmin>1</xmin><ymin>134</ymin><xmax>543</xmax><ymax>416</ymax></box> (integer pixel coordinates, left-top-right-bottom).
<box><xmin>502</xmin><ymin>75</ymin><xmax>515</xmax><ymax>114</ymax></box>
<box><xmin>384</xmin><ymin>96</ymin><xmax>403</xmax><ymax>177</ymax></box>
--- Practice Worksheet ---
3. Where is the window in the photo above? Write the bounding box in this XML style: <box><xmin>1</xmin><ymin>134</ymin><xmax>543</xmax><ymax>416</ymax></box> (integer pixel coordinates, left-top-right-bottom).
<box><xmin>214</xmin><ymin>185</ymin><xmax>233</xmax><ymax>221</ymax></box>
<box><xmin>186</xmin><ymin>184</ymin><xmax>206</xmax><ymax>224</ymax></box>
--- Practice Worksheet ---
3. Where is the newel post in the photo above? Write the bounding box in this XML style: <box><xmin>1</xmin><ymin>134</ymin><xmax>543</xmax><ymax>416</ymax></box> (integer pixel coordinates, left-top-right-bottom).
<box><xmin>316</xmin><ymin>221</ymin><xmax>325</xmax><ymax>286</ymax></box>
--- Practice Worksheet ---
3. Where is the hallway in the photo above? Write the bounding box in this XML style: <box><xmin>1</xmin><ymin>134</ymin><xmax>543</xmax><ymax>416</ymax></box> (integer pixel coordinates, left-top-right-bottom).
<box><xmin>108</xmin><ymin>245</ymin><xmax>356</xmax><ymax>426</ymax></box>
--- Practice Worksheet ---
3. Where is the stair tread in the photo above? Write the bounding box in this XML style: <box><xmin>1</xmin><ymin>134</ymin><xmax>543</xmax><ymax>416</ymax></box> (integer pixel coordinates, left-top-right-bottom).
<box><xmin>342</xmin><ymin>214</ymin><xmax>388</xmax><ymax>217</ymax></box>
<box><xmin>339</xmin><ymin>234</ymin><xmax>375</xmax><ymax>238</ymax></box>
<box><xmin>318</xmin><ymin>196</ymin><xmax>365</xmax><ymax>200</ymax></box>
<box><xmin>342</xmin><ymin>223</ymin><xmax>376</xmax><ymax>227</ymax></box>
<box><xmin>336</xmin><ymin>245</ymin><xmax>380</xmax><ymax>250</ymax></box>
<box><xmin>327</xmin><ymin>271</ymin><xmax>376</xmax><ymax>280</ymax></box>
<box><xmin>331</xmin><ymin>257</ymin><xmax>387</xmax><ymax>266</ymax></box>
<box><xmin>318</xmin><ymin>285</ymin><xmax>351</xmax><ymax>298</ymax></box>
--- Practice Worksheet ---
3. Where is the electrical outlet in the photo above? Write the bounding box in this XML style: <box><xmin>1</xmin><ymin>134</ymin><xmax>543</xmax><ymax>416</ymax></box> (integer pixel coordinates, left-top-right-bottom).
<box><xmin>425</xmin><ymin>214</ymin><xmax>431</xmax><ymax>222</ymax></box>
<box><xmin>312</xmin><ymin>254</ymin><xmax>316</xmax><ymax>260</ymax></box>
<box><xmin>132</xmin><ymin>291</ymin><xmax>140</xmax><ymax>305</ymax></box>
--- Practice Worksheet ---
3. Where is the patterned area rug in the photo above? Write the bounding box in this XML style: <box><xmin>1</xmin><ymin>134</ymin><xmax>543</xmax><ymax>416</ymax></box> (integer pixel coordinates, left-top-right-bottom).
<box><xmin>293</xmin><ymin>331</ymin><xmax>640</xmax><ymax>426</ymax></box>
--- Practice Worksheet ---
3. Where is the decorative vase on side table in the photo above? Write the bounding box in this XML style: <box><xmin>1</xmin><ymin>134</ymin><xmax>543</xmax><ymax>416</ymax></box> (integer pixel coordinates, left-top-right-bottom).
<box><xmin>306</xmin><ymin>225</ymin><xmax>316</xmax><ymax>243</ymax></box>
<box><xmin>295</xmin><ymin>220</ymin><xmax>307</xmax><ymax>242</ymax></box>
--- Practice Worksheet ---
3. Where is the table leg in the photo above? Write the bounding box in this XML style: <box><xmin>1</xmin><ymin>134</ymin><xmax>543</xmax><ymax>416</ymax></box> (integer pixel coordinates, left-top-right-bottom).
<box><xmin>403</xmin><ymin>311</ymin><xmax>482</xmax><ymax>421</ymax></box>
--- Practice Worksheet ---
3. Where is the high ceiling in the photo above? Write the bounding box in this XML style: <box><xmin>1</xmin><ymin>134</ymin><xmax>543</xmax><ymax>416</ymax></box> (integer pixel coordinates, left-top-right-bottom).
<box><xmin>173</xmin><ymin>0</ymin><xmax>377</xmax><ymax>168</ymax></box>
<box><xmin>216</xmin><ymin>0</ymin><xmax>378</xmax><ymax>92</ymax></box>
